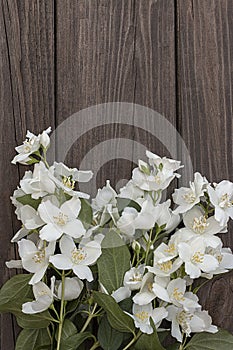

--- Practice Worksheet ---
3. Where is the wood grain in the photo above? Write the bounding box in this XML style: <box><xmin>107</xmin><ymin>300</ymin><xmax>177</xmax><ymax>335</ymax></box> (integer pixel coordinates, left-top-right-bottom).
<box><xmin>0</xmin><ymin>0</ymin><xmax>54</xmax><ymax>348</ymax></box>
<box><xmin>55</xmin><ymin>0</ymin><xmax>176</xmax><ymax>196</ymax></box>
<box><xmin>177</xmin><ymin>0</ymin><xmax>233</xmax><ymax>331</ymax></box>
<box><xmin>0</xmin><ymin>0</ymin><xmax>233</xmax><ymax>348</ymax></box>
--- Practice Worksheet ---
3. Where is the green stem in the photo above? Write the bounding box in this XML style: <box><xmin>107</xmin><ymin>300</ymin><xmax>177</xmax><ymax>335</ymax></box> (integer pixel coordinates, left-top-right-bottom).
<box><xmin>145</xmin><ymin>229</ymin><xmax>153</xmax><ymax>265</ymax></box>
<box><xmin>122</xmin><ymin>331</ymin><xmax>142</xmax><ymax>350</ymax></box>
<box><xmin>80</xmin><ymin>303</ymin><xmax>98</xmax><ymax>333</ymax></box>
<box><xmin>56</xmin><ymin>270</ymin><xmax>66</xmax><ymax>350</ymax></box>
<box><xmin>90</xmin><ymin>341</ymin><xmax>100</xmax><ymax>350</ymax></box>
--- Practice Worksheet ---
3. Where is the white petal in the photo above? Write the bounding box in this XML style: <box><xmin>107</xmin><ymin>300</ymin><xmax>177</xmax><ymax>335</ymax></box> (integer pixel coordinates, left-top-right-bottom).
<box><xmin>6</xmin><ymin>260</ymin><xmax>23</xmax><ymax>269</ymax></box>
<box><xmin>49</xmin><ymin>254</ymin><xmax>72</xmax><ymax>270</ymax></box>
<box><xmin>29</xmin><ymin>266</ymin><xmax>48</xmax><ymax>285</ymax></box>
<box><xmin>63</xmin><ymin>219</ymin><xmax>86</xmax><ymax>238</ymax></box>
<box><xmin>73</xmin><ymin>265</ymin><xmax>93</xmax><ymax>281</ymax></box>
<box><xmin>18</xmin><ymin>239</ymin><xmax>37</xmax><ymax>258</ymax></box>
<box><xmin>60</xmin><ymin>235</ymin><xmax>75</xmax><ymax>256</ymax></box>
<box><xmin>22</xmin><ymin>295</ymin><xmax>52</xmax><ymax>314</ymax></box>
<box><xmin>38</xmin><ymin>201</ymin><xmax>60</xmax><ymax>224</ymax></box>
<box><xmin>61</xmin><ymin>197</ymin><xmax>81</xmax><ymax>218</ymax></box>
<box><xmin>39</xmin><ymin>223</ymin><xmax>62</xmax><ymax>242</ymax></box>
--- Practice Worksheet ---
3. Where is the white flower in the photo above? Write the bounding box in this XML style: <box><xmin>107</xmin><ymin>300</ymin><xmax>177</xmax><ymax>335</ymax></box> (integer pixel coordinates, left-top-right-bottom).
<box><xmin>167</xmin><ymin>278</ymin><xmax>200</xmax><ymax>311</ymax></box>
<box><xmin>92</xmin><ymin>180</ymin><xmax>118</xmax><ymax>225</ymax></box>
<box><xmin>111</xmin><ymin>286</ymin><xmax>131</xmax><ymax>303</ymax></box>
<box><xmin>132</xmin><ymin>166</ymin><xmax>176</xmax><ymax>192</ymax></box>
<box><xmin>22</xmin><ymin>277</ymin><xmax>54</xmax><ymax>314</ymax></box>
<box><xmin>181</xmin><ymin>206</ymin><xmax>223</xmax><ymax>248</ymax></box>
<box><xmin>123</xmin><ymin>265</ymin><xmax>145</xmax><ymax>291</ymax></box>
<box><xmin>203</xmin><ymin>245</ymin><xmax>233</xmax><ymax>277</ymax></box>
<box><xmin>146</xmin><ymin>151</ymin><xmax>183</xmax><ymax>173</ymax></box>
<box><xmin>178</xmin><ymin>237</ymin><xmax>219</xmax><ymax>278</ymax></box>
<box><xmin>207</xmin><ymin>180</ymin><xmax>233</xmax><ymax>226</ymax></box>
<box><xmin>49</xmin><ymin>235</ymin><xmax>101</xmax><ymax>282</ymax></box>
<box><xmin>18</xmin><ymin>205</ymin><xmax>44</xmax><ymax>230</ymax></box>
<box><xmin>18</xmin><ymin>239</ymin><xmax>55</xmax><ymax>285</ymax></box>
<box><xmin>20</xmin><ymin>162</ymin><xmax>56</xmax><ymax>199</ymax></box>
<box><xmin>11</xmin><ymin>188</ymin><xmax>26</xmax><ymax>220</ymax></box>
<box><xmin>12</xmin><ymin>127</ymin><xmax>51</xmax><ymax>165</ymax></box>
<box><xmin>173</xmin><ymin>173</ymin><xmax>208</xmax><ymax>214</ymax></box>
<box><xmin>129</xmin><ymin>303</ymin><xmax>168</xmax><ymax>334</ymax></box>
<box><xmin>147</xmin><ymin>255</ymin><xmax>182</xmax><ymax>277</ymax></box>
<box><xmin>156</xmin><ymin>200</ymin><xmax>180</xmax><ymax>233</ymax></box>
<box><xmin>118</xmin><ymin>180</ymin><xmax>144</xmax><ymax>202</ymax></box>
<box><xmin>11</xmin><ymin>227</ymin><xmax>31</xmax><ymax>243</ymax></box>
<box><xmin>38</xmin><ymin>197</ymin><xmax>86</xmax><ymax>241</ymax></box>
<box><xmin>134</xmin><ymin>198</ymin><xmax>160</xmax><ymax>230</ymax></box>
<box><xmin>117</xmin><ymin>207</ymin><xmax>138</xmax><ymax>238</ymax></box>
<box><xmin>55</xmin><ymin>277</ymin><xmax>84</xmax><ymax>301</ymax></box>
<box><xmin>166</xmin><ymin>305</ymin><xmax>217</xmax><ymax>342</ymax></box>
<box><xmin>48</xmin><ymin>162</ymin><xmax>92</xmax><ymax>199</ymax></box>
<box><xmin>92</xmin><ymin>180</ymin><xmax>117</xmax><ymax>211</ymax></box>
<box><xmin>133</xmin><ymin>273</ymin><xmax>170</xmax><ymax>305</ymax></box>
<box><xmin>40</xmin><ymin>128</ymin><xmax>52</xmax><ymax>149</ymax></box>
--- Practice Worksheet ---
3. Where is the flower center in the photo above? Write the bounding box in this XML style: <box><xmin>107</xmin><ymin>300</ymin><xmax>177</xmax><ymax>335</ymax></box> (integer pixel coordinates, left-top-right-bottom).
<box><xmin>71</xmin><ymin>247</ymin><xmax>86</xmax><ymax>264</ymax></box>
<box><xmin>172</xmin><ymin>288</ymin><xmax>185</xmax><ymax>301</ymax></box>
<box><xmin>135</xmin><ymin>311</ymin><xmax>149</xmax><ymax>322</ymax></box>
<box><xmin>192</xmin><ymin>216</ymin><xmax>209</xmax><ymax>233</ymax></box>
<box><xmin>53</xmin><ymin>212</ymin><xmax>68</xmax><ymax>226</ymax></box>
<box><xmin>177</xmin><ymin>310</ymin><xmax>193</xmax><ymax>334</ymax></box>
<box><xmin>191</xmin><ymin>251</ymin><xmax>204</xmax><ymax>264</ymax></box>
<box><xmin>154</xmin><ymin>175</ymin><xmax>162</xmax><ymax>184</ymax></box>
<box><xmin>183</xmin><ymin>191</ymin><xmax>196</xmax><ymax>204</ymax></box>
<box><xmin>32</xmin><ymin>249</ymin><xmax>45</xmax><ymax>264</ymax></box>
<box><xmin>130</xmin><ymin>272</ymin><xmax>143</xmax><ymax>282</ymax></box>
<box><xmin>158</xmin><ymin>260</ymin><xmax>172</xmax><ymax>272</ymax></box>
<box><xmin>164</xmin><ymin>244</ymin><xmax>176</xmax><ymax>254</ymax></box>
<box><xmin>62</xmin><ymin>176</ymin><xmax>75</xmax><ymax>189</ymax></box>
<box><xmin>219</xmin><ymin>193</ymin><xmax>233</xmax><ymax>208</ymax></box>
<box><xmin>147</xmin><ymin>282</ymin><xmax>153</xmax><ymax>292</ymax></box>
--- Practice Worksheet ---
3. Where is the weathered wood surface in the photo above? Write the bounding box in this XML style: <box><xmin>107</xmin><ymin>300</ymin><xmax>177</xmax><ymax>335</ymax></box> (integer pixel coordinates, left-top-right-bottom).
<box><xmin>0</xmin><ymin>0</ymin><xmax>232</xmax><ymax>348</ymax></box>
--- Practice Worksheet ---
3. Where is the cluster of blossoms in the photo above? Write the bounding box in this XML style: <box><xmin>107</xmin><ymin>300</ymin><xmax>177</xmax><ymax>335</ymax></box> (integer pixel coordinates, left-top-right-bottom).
<box><xmin>4</xmin><ymin>127</ymin><xmax>233</xmax><ymax>349</ymax></box>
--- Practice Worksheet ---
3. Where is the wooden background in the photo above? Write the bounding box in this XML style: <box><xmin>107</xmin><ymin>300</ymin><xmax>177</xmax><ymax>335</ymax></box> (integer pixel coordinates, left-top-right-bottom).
<box><xmin>0</xmin><ymin>0</ymin><xmax>232</xmax><ymax>348</ymax></box>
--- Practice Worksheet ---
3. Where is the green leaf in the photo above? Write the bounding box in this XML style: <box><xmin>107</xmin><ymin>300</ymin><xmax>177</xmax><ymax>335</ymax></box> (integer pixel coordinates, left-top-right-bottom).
<box><xmin>59</xmin><ymin>319</ymin><xmax>77</xmax><ymax>349</ymax></box>
<box><xmin>63</xmin><ymin>332</ymin><xmax>95</xmax><ymax>350</ymax></box>
<box><xmin>135</xmin><ymin>319</ymin><xmax>165</xmax><ymax>350</ymax></box>
<box><xmin>15</xmin><ymin>328</ymin><xmax>51</xmax><ymax>350</ymax></box>
<box><xmin>117</xmin><ymin>198</ymin><xmax>141</xmax><ymax>213</ymax></box>
<box><xmin>166</xmin><ymin>343</ymin><xmax>180</xmax><ymax>350</ymax></box>
<box><xmin>97</xmin><ymin>230</ymin><xmax>131</xmax><ymax>294</ymax></box>
<box><xmin>78</xmin><ymin>198</ymin><xmax>93</xmax><ymax>225</ymax></box>
<box><xmin>16</xmin><ymin>194</ymin><xmax>41</xmax><ymax>210</ymax></box>
<box><xmin>93</xmin><ymin>291</ymin><xmax>135</xmax><ymax>334</ymax></box>
<box><xmin>16</xmin><ymin>309</ymin><xmax>53</xmax><ymax>329</ymax></box>
<box><xmin>0</xmin><ymin>274</ymin><xmax>33</xmax><ymax>308</ymax></box>
<box><xmin>185</xmin><ymin>329</ymin><xmax>233</xmax><ymax>350</ymax></box>
<box><xmin>98</xmin><ymin>315</ymin><xmax>124</xmax><ymax>350</ymax></box>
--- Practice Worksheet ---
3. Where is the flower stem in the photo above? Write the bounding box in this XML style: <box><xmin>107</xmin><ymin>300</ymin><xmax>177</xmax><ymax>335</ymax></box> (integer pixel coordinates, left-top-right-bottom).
<box><xmin>145</xmin><ymin>229</ymin><xmax>153</xmax><ymax>265</ymax></box>
<box><xmin>80</xmin><ymin>303</ymin><xmax>98</xmax><ymax>333</ymax></box>
<box><xmin>122</xmin><ymin>331</ymin><xmax>142</xmax><ymax>350</ymax></box>
<box><xmin>56</xmin><ymin>270</ymin><xmax>66</xmax><ymax>350</ymax></box>
<box><xmin>90</xmin><ymin>341</ymin><xmax>100</xmax><ymax>350</ymax></box>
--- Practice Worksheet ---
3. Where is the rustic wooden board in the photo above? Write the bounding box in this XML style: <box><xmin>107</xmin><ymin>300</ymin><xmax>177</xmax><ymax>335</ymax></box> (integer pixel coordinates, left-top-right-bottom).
<box><xmin>0</xmin><ymin>0</ymin><xmax>232</xmax><ymax>348</ymax></box>
<box><xmin>177</xmin><ymin>0</ymin><xmax>233</xmax><ymax>332</ymax></box>
<box><xmin>55</xmin><ymin>0</ymin><xmax>176</xmax><ymax>195</ymax></box>
<box><xmin>0</xmin><ymin>0</ymin><xmax>55</xmax><ymax>348</ymax></box>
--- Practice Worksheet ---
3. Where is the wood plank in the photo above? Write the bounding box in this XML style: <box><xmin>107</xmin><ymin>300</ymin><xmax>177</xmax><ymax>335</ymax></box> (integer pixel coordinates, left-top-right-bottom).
<box><xmin>0</xmin><ymin>0</ymin><xmax>54</xmax><ymax>348</ymax></box>
<box><xmin>55</xmin><ymin>0</ymin><xmax>176</xmax><ymax>197</ymax></box>
<box><xmin>177</xmin><ymin>0</ymin><xmax>233</xmax><ymax>332</ymax></box>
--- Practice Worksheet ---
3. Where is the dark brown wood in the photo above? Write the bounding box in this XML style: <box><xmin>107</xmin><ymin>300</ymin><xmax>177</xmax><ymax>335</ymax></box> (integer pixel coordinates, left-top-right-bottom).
<box><xmin>0</xmin><ymin>0</ymin><xmax>233</xmax><ymax>348</ymax></box>
<box><xmin>55</xmin><ymin>0</ymin><xmax>176</xmax><ymax>194</ymax></box>
<box><xmin>0</xmin><ymin>0</ymin><xmax>54</xmax><ymax>348</ymax></box>
<box><xmin>177</xmin><ymin>0</ymin><xmax>233</xmax><ymax>332</ymax></box>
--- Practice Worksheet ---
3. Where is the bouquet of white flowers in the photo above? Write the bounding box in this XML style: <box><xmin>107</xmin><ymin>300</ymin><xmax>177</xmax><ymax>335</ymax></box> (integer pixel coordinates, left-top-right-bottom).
<box><xmin>1</xmin><ymin>127</ymin><xmax>233</xmax><ymax>350</ymax></box>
